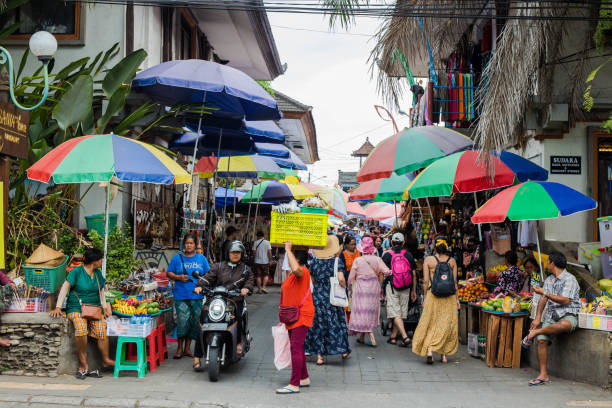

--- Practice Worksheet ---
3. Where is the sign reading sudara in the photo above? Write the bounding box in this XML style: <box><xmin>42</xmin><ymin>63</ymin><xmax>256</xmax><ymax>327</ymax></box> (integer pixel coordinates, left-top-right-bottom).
<box><xmin>0</xmin><ymin>101</ymin><xmax>29</xmax><ymax>159</ymax></box>
<box><xmin>550</xmin><ymin>155</ymin><xmax>581</xmax><ymax>175</ymax></box>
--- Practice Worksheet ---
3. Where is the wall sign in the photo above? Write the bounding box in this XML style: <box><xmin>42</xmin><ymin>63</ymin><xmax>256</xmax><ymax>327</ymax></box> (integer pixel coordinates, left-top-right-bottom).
<box><xmin>0</xmin><ymin>101</ymin><xmax>29</xmax><ymax>159</ymax></box>
<box><xmin>550</xmin><ymin>156</ymin><xmax>581</xmax><ymax>175</ymax></box>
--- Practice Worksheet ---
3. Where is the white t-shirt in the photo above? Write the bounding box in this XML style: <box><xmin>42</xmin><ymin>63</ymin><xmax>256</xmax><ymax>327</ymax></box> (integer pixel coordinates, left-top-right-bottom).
<box><xmin>253</xmin><ymin>239</ymin><xmax>271</xmax><ymax>264</ymax></box>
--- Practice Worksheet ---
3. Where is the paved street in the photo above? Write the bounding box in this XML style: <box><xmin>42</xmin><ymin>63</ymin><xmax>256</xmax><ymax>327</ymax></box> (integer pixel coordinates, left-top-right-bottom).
<box><xmin>0</xmin><ymin>287</ymin><xmax>609</xmax><ymax>408</ymax></box>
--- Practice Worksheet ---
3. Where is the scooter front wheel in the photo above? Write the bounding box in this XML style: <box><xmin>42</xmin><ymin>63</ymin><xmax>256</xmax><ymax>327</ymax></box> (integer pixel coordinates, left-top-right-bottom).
<box><xmin>208</xmin><ymin>346</ymin><xmax>220</xmax><ymax>382</ymax></box>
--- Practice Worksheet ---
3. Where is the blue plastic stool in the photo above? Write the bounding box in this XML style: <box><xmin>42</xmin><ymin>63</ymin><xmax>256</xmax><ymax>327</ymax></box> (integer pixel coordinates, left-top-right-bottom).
<box><xmin>114</xmin><ymin>336</ymin><xmax>147</xmax><ymax>378</ymax></box>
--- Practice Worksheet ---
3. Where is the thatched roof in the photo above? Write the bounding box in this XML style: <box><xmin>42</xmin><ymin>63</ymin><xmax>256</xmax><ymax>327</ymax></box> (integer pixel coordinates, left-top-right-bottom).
<box><xmin>370</xmin><ymin>1</ymin><xmax>599</xmax><ymax>152</ymax></box>
<box><xmin>352</xmin><ymin>137</ymin><xmax>375</xmax><ymax>157</ymax></box>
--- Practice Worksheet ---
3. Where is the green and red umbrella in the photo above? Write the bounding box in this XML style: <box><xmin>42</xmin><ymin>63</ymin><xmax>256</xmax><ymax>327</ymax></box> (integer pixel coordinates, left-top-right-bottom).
<box><xmin>357</xmin><ymin>126</ymin><xmax>473</xmax><ymax>182</ymax></box>
<box><xmin>404</xmin><ymin>150</ymin><xmax>548</xmax><ymax>199</ymax></box>
<box><xmin>472</xmin><ymin>181</ymin><xmax>596</xmax><ymax>224</ymax></box>
<box><xmin>350</xmin><ymin>173</ymin><xmax>416</xmax><ymax>202</ymax></box>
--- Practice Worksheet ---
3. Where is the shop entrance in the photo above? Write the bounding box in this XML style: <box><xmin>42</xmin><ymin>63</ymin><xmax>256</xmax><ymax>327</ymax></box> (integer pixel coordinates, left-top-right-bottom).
<box><xmin>593</xmin><ymin>134</ymin><xmax>612</xmax><ymax>240</ymax></box>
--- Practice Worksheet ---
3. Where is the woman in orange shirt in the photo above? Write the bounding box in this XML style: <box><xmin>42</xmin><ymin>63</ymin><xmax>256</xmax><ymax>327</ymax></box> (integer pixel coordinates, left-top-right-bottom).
<box><xmin>276</xmin><ymin>241</ymin><xmax>314</xmax><ymax>394</ymax></box>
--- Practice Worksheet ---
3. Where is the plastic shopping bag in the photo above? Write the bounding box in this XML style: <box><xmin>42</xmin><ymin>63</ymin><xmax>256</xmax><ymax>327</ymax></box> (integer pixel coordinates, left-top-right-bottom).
<box><xmin>272</xmin><ymin>323</ymin><xmax>292</xmax><ymax>370</ymax></box>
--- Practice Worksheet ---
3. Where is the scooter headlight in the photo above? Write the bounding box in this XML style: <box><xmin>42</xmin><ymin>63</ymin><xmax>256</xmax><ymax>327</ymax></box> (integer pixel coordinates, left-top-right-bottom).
<box><xmin>208</xmin><ymin>298</ymin><xmax>226</xmax><ymax>322</ymax></box>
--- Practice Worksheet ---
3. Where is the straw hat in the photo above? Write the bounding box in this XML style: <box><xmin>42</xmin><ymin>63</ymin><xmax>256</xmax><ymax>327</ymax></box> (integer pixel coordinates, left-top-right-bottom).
<box><xmin>313</xmin><ymin>235</ymin><xmax>341</xmax><ymax>259</ymax></box>
<box><xmin>25</xmin><ymin>243</ymin><xmax>64</xmax><ymax>266</ymax></box>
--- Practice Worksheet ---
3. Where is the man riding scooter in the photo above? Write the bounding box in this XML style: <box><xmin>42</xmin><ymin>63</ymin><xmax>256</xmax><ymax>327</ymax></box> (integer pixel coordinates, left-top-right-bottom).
<box><xmin>192</xmin><ymin>241</ymin><xmax>254</xmax><ymax>371</ymax></box>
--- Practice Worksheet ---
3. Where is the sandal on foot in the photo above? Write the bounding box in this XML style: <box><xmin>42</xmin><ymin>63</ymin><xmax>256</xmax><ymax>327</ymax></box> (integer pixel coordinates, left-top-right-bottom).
<box><xmin>387</xmin><ymin>336</ymin><xmax>398</xmax><ymax>344</ymax></box>
<box><xmin>75</xmin><ymin>370</ymin><xmax>88</xmax><ymax>380</ymax></box>
<box><xmin>183</xmin><ymin>351</ymin><xmax>194</xmax><ymax>358</ymax></box>
<box><xmin>342</xmin><ymin>353</ymin><xmax>351</xmax><ymax>359</ymax></box>
<box><xmin>316</xmin><ymin>357</ymin><xmax>325</xmax><ymax>365</ymax></box>
<box><xmin>398</xmin><ymin>337</ymin><xmax>411</xmax><ymax>348</ymax></box>
<box><xmin>356</xmin><ymin>338</ymin><xmax>365</xmax><ymax>345</ymax></box>
<box><xmin>86</xmin><ymin>369</ymin><xmax>103</xmax><ymax>378</ymax></box>
<box><xmin>426</xmin><ymin>354</ymin><xmax>433</xmax><ymax>365</ymax></box>
<box><xmin>276</xmin><ymin>386</ymin><xmax>300</xmax><ymax>394</ymax></box>
<box><xmin>193</xmin><ymin>362</ymin><xmax>203</xmax><ymax>372</ymax></box>
<box><xmin>173</xmin><ymin>353</ymin><xmax>183</xmax><ymax>359</ymax></box>
<box><xmin>521</xmin><ymin>336</ymin><xmax>533</xmax><ymax>349</ymax></box>
<box><xmin>300</xmin><ymin>379</ymin><xmax>310</xmax><ymax>387</ymax></box>
<box><xmin>440</xmin><ymin>356</ymin><xmax>448</xmax><ymax>364</ymax></box>
<box><xmin>529</xmin><ymin>378</ymin><xmax>550</xmax><ymax>386</ymax></box>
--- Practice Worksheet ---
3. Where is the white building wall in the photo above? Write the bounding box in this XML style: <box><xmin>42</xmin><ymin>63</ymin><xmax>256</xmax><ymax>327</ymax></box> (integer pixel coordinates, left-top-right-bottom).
<box><xmin>513</xmin><ymin>122</ymin><xmax>599</xmax><ymax>243</ymax></box>
<box><xmin>77</xmin><ymin>184</ymin><xmax>131</xmax><ymax>231</ymax></box>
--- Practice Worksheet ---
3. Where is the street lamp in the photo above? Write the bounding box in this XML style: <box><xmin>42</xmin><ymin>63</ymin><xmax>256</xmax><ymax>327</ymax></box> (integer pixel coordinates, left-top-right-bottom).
<box><xmin>0</xmin><ymin>30</ymin><xmax>57</xmax><ymax>111</ymax></box>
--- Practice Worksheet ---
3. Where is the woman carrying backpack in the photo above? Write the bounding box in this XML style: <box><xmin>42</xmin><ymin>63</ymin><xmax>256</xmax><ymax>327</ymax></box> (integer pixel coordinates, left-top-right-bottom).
<box><xmin>412</xmin><ymin>239</ymin><xmax>459</xmax><ymax>364</ymax></box>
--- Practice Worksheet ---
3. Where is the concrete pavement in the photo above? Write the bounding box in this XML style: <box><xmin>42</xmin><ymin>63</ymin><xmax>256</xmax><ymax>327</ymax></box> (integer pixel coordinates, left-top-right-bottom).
<box><xmin>0</xmin><ymin>286</ymin><xmax>609</xmax><ymax>407</ymax></box>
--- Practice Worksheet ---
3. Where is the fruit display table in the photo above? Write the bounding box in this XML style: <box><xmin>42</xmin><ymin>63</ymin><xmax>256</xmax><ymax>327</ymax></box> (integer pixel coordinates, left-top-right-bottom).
<box><xmin>484</xmin><ymin>310</ymin><xmax>528</xmax><ymax>369</ymax></box>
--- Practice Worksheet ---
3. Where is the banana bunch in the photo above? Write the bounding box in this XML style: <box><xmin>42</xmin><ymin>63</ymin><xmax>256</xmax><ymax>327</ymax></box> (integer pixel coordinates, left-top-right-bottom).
<box><xmin>112</xmin><ymin>299</ymin><xmax>136</xmax><ymax>315</ymax></box>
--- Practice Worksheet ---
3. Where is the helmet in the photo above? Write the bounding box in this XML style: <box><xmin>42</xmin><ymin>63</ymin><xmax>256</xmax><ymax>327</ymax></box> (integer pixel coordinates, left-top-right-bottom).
<box><xmin>228</xmin><ymin>240</ymin><xmax>246</xmax><ymax>260</ymax></box>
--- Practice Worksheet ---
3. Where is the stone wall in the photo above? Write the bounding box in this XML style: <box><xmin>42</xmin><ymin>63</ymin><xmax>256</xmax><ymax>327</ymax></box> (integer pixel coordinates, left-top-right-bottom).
<box><xmin>0</xmin><ymin>313</ymin><xmax>105</xmax><ymax>377</ymax></box>
<box><xmin>0</xmin><ymin>313</ymin><xmax>66</xmax><ymax>377</ymax></box>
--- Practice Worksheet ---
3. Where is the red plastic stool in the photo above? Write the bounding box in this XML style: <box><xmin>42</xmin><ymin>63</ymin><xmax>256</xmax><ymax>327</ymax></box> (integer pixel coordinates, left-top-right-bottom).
<box><xmin>157</xmin><ymin>322</ymin><xmax>168</xmax><ymax>364</ymax></box>
<box><xmin>126</xmin><ymin>328</ymin><xmax>160</xmax><ymax>371</ymax></box>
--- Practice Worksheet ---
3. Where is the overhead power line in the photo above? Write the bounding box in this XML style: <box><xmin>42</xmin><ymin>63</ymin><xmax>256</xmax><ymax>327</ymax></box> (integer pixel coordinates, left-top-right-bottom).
<box><xmin>65</xmin><ymin>0</ymin><xmax>612</xmax><ymax>22</ymax></box>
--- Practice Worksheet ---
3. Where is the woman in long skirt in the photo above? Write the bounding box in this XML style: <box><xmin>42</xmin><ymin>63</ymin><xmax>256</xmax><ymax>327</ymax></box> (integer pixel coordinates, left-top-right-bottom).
<box><xmin>304</xmin><ymin>235</ymin><xmax>351</xmax><ymax>365</ymax></box>
<box><xmin>348</xmin><ymin>237</ymin><xmax>389</xmax><ymax>347</ymax></box>
<box><xmin>412</xmin><ymin>239</ymin><xmax>459</xmax><ymax>364</ymax></box>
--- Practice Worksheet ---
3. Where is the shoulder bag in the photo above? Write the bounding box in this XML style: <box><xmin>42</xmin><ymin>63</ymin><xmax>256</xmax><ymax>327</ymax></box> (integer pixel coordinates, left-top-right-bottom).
<box><xmin>74</xmin><ymin>271</ymin><xmax>103</xmax><ymax>320</ymax></box>
<box><xmin>329</xmin><ymin>257</ymin><xmax>349</xmax><ymax>307</ymax></box>
<box><xmin>279</xmin><ymin>281</ymin><xmax>311</xmax><ymax>324</ymax></box>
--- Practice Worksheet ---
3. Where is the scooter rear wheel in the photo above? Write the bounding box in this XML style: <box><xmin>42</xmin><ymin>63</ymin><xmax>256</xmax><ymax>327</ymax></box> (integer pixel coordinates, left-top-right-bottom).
<box><xmin>208</xmin><ymin>347</ymin><xmax>220</xmax><ymax>382</ymax></box>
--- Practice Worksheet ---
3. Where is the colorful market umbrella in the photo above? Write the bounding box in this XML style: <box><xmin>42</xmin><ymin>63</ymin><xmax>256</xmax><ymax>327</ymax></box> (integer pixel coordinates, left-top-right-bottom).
<box><xmin>302</xmin><ymin>183</ymin><xmax>348</xmax><ymax>219</ymax></box>
<box><xmin>357</xmin><ymin>126</ymin><xmax>473</xmax><ymax>182</ymax></box>
<box><xmin>364</xmin><ymin>202</ymin><xmax>390</xmax><ymax>219</ymax></box>
<box><xmin>347</xmin><ymin>202</ymin><xmax>367</xmax><ymax>219</ymax></box>
<box><xmin>281</xmin><ymin>168</ymin><xmax>300</xmax><ymax>184</ymax></box>
<box><xmin>404</xmin><ymin>150</ymin><xmax>548</xmax><ymax>199</ymax></box>
<box><xmin>241</xmin><ymin>180</ymin><xmax>314</xmax><ymax>203</ymax></box>
<box><xmin>367</xmin><ymin>203</ymin><xmax>403</xmax><ymax>221</ymax></box>
<box><xmin>27</xmin><ymin>134</ymin><xmax>192</xmax><ymax>277</ymax></box>
<box><xmin>351</xmin><ymin>173</ymin><xmax>416</xmax><ymax>202</ymax></box>
<box><xmin>214</xmin><ymin>187</ymin><xmax>246</xmax><ymax>209</ymax></box>
<box><xmin>27</xmin><ymin>134</ymin><xmax>191</xmax><ymax>184</ymax></box>
<box><xmin>132</xmin><ymin>59</ymin><xmax>281</xmax><ymax>121</ymax></box>
<box><xmin>193</xmin><ymin>155</ymin><xmax>285</xmax><ymax>179</ymax></box>
<box><xmin>472</xmin><ymin>181</ymin><xmax>597</xmax><ymax>289</ymax></box>
<box><xmin>265</xmin><ymin>146</ymin><xmax>308</xmax><ymax>170</ymax></box>
<box><xmin>472</xmin><ymin>181</ymin><xmax>596</xmax><ymax>224</ymax></box>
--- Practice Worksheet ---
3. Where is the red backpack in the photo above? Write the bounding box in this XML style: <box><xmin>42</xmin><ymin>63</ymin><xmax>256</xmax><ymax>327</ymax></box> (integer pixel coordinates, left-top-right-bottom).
<box><xmin>391</xmin><ymin>250</ymin><xmax>412</xmax><ymax>290</ymax></box>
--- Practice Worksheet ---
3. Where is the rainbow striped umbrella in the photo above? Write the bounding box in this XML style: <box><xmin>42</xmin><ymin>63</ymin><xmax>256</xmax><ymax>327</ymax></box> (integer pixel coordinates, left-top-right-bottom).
<box><xmin>27</xmin><ymin>134</ymin><xmax>191</xmax><ymax>185</ymax></box>
<box><xmin>357</xmin><ymin>126</ymin><xmax>473</xmax><ymax>182</ymax></box>
<box><xmin>240</xmin><ymin>180</ymin><xmax>314</xmax><ymax>203</ymax></box>
<box><xmin>27</xmin><ymin>134</ymin><xmax>191</xmax><ymax>277</ymax></box>
<box><xmin>350</xmin><ymin>173</ymin><xmax>416</xmax><ymax>202</ymax></box>
<box><xmin>193</xmin><ymin>155</ymin><xmax>285</xmax><ymax>179</ymax></box>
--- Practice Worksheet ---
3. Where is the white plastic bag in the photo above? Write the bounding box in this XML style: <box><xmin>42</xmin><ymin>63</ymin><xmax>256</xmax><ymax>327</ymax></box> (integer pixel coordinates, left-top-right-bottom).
<box><xmin>329</xmin><ymin>257</ymin><xmax>349</xmax><ymax>308</ymax></box>
<box><xmin>272</xmin><ymin>323</ymin><xmax>292</xmax><ymax>370</ymax></box>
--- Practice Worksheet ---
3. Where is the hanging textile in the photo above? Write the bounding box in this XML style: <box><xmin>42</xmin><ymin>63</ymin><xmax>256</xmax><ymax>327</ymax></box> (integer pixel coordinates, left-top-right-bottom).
<box><xmin>458</xmin><ymin>74</ymin><xmax>465</xmax><ymax>121</ymax></box>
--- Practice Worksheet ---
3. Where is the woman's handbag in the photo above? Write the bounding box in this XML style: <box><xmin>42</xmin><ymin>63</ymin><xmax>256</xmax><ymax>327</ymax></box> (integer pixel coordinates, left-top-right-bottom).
<box><xmin>330</xmin><ymin>257</ymin><xmax>349</xmax><ymax>308</ymax></box>
<box><xmin>278</xmin><ymin>287</ymin><xmax>311</xmax><ymax>324</ymax></box>
<box><xmin>74</xmin><ymin>273</ymin><xmax>103</xmax><ymax>320</ymax></box>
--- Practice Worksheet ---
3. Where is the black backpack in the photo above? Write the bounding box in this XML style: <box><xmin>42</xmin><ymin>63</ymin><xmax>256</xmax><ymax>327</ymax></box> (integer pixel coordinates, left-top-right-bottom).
<box><xmin>430</xmin><ymin>255</ymin><xmax>456</xmax><ymax>297</ymax></box>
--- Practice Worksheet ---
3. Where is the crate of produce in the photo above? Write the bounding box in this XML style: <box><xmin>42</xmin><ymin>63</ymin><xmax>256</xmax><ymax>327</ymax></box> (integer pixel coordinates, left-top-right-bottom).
<box><xmin>578</xmin><ymin>312</ymin><xmax>612</xmax><ymax>331</ymax></box>
<box><xmin>106</xmin><ymin>316</ymin><xmax>152</xmax><ymax>337</ymax></box>
<box><xmin>270</xmin><ymin>211</ymin><xmax>328</xmax><ymax>249</ymax></box>
<box><xmin>5</xmin><ymin>298</ymin><xmax>47</xmax><ymax>313</ymax></box>
<box><xmin>24</xmin><ymin>255</ymin><xmax>69</xmax><ymax>293</ymax></box>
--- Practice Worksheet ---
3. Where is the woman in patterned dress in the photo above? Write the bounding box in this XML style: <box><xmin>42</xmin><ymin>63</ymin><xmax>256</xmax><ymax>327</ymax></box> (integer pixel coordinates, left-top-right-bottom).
<box><xmin>412</xmin><ymin>239</ymin><xmax>459</xmax><ymax>364</ymax></box>
<box><xmin>493</xmin><ymin>251</ymin><xmax>525</xmax><ymax>296</ymax></box>
<box><xmin>348</xmin><ymin>237</ymin><xmax>390</xmax><ymax>347</ymax></box>
<box><xmin>304</xmin><ymin>235</ymin><xmax>351</xmax><ymax>365</ymax></box>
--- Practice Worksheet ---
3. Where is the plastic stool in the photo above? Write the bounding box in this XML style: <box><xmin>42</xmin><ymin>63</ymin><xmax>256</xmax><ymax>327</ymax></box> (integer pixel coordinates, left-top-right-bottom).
<box><xmin>126</xmin><ymin>329</ymin><xmax>160</xmax><ymax>371</ymax></box>
<box><xmin>114</xmin><ymin>337</ymin><xmax>147</xmax><ymax>378</ymax></box>
<box><xmin>157</xmin><ymin>322</ymin><xmax>168</xmax><ymax>362</ymax></box>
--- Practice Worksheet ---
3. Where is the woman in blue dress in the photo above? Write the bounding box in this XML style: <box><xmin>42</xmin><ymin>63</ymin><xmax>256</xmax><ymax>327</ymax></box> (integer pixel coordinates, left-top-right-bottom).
<box><xmin>304</xmin><ymin>235</ymin><xmax>351</xmax><ymax>365</ymax></box>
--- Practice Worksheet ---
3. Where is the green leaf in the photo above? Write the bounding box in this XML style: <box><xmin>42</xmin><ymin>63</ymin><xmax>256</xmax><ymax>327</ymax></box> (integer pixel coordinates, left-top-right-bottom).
<box><xmin>586</xmin><ymin>56</ymin><xmax>612</xmax><ymax>83</ymax></box>
<box><xmin>102</xmin><ymin>48</ymin><xmax>147</xmax><ymax>99</ymax></box>
<box><xmin>95</xmin><ymin>43</ymin><xmax>120</xmax><ymax>76</ymax></box>
<box><xmin>0</xmin><ymin>21</ymin><xmax>22</xmax><ymax>40</ymax></box>
<box><xmin>96</xmin><ymin>85</ymin><xmax>129</xmax><ymax>133</ymax></box>
<box><xmin>113</xmin><ymin>102</ymin><xmax>155</xmax><ymax>135</ymax></box>
<box><xmin>52</xmin><ymin>75</ymin><xmax>94</xmax><ymax>131</ymax></box>
<box><xmin>80</xmin><ymin>109</ymin><xmax>95</xmax><ymax>135</ymax></box>
<box><xmin>3</xmin><ymin>0</ymin><xmax>30</xmax><ymax>11</ymax></box>
<box><xmin>53</xmin><ymin>57</ymin><xmax>90</xmax><ymax>83</ymax></box>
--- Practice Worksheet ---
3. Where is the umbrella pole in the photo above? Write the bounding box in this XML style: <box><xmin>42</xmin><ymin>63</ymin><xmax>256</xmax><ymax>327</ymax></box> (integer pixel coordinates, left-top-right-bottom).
<box><xmin>102</xmin><ymin>184</ymin><xmax>111</xmax><ymax>278</ymax></box>
<box><xmin>232</xmin><ymin>178</ymin><xmax>237</xmax><ymax>225</ymax></box>
<box><xmin>222</xmin><ymin>156</ymin><xmax>231</xmax><ymax>224</ymax></box>
<box><xmin>535</xmin><ymin>226</ymin><xmax>544</xmax><ymax>284</ymax></box>
<box><xmin>244</xmin><ymin>200</ymin><xmax>253</xmax><ymax>242</ymax></box>
<box><xmin>206</xmin><ymin>128</ymin><xmax>223</xmax><ymax>260</ymax></box>
<box><xmin>252</xmin><ymin>182</ymin><xmax>262</xmax><ymax>243</ymax></box>
<box><xmin>425</xmin><ymin>197</ymin><xmax>437</xmax><ymax>234</ymax></box>
<box><xmin>473</xmin><ymin>192</ymin><xmax>482</xmax><ymax>242</ymax></box>
<box><xmin>394</xmin><ymin>200</ymin><xmax>398</xmax><ymax>229</ymax></box>
<box><xmin>185</xmin><ymin>91</ymin><xmax>207</xmax><ymax>207</ymax></box>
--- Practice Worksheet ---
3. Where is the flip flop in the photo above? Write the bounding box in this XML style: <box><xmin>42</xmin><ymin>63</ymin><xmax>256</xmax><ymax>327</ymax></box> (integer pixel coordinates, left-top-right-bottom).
<box><xmin>521</xmin><ymin>336</ymin><xmax>533</xmax><ymax>349</ymax></box>
<box><xmin>86</xmin><ymin>369</ymin><xmax>103</xmax><ymax>378</ymax></box>
<box><xmin>75</xmin><ymin>370</ymin><xmax>88</xmax><ymax>380</ymax></box>
<box><xmin>529</xmin><ymin>378</ymin><xmax>550</xmax><ymax>386</ymax></box>
<box><xmin>172</xmin><ymin>354</ymin><xmax>183</xmax><ymax>359</ymax></box>
<box><xmin>193</xmin><ymin>362</ymin><xmax>203</xmax><ymax>372</ymax></box>
<box><xmin>276</xmin><ymin>386</ymin><xmax>300</xmax><ymax>394</ymax></box>
<box><xmin>356</xmin><ymin>338</ymin><xmax>365</xmax><ymax>345</ymax></box>
<box><xmin>316</xmin><ymin>358</ymin><xmax>325</xmax><ymax>365</ymax></box>
<box><xmin>426</xmin><ymin>355</ymin><xmax>433</xmax><ymax>365</ymax></box>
